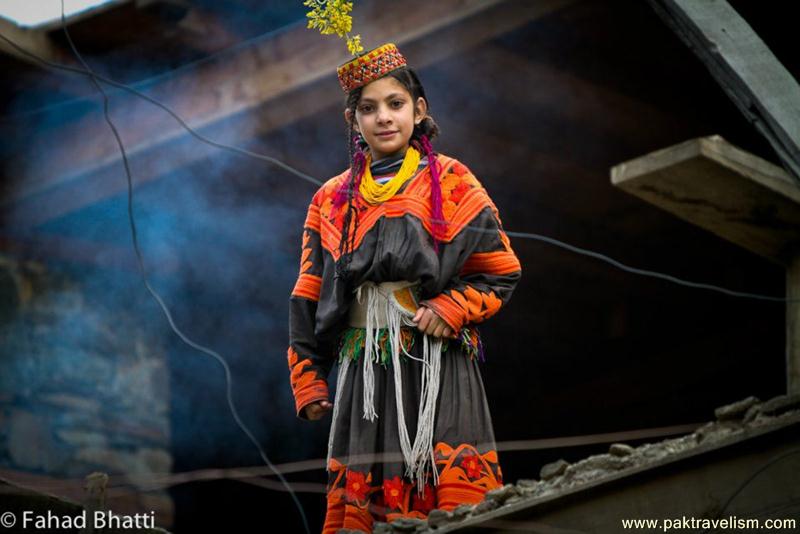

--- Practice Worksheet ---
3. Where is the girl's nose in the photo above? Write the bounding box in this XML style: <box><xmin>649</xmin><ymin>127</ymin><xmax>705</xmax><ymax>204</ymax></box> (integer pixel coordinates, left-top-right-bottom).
<box><xmin>376</xmin><ymin>106</ymin><xmax>391</xmax><ymax>123</ymax></box>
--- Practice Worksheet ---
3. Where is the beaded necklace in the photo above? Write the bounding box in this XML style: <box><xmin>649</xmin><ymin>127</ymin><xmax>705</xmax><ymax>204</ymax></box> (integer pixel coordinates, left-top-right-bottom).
<box><xmin>359</xmin><ymin>146</ymin><xmax>421</xmax><ymax>204</ymax></box>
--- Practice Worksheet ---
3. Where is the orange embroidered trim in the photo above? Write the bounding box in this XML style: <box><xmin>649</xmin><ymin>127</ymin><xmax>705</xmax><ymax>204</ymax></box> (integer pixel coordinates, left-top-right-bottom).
<box><xmin>434</xmin><ymin>442</ymin><xmax>503</xmax><ymax>511</ymax></box>
<box><xmin>450</xmin><ymin>286</ymin><xmax>503</xmax><ymax>324</ymax></box>
<box><xmin>324</xmin><ymin>458</ymin><xmax>377</xmax><ymax>532</ymax></box>
<box><xmin>423</xmin><ymin>286</ymin><xmax>504</xmax><ymax>332</ymax></box>
<box><xmin>460</xmin><ymin>250</ymin><xmax>521</xmax><ymax>276</ymax></box>
<box><xmin>421</xmin><ymin>293</ymin><xmax>465</xmax><ymax>332</ymax></box>
<box><xmin>324</xmin><ymin>441</ymin><xmax>495</xmax><ymax>530</ymax></box>
<box><xmin>299</xmin><ymin>230</ymin><xmax>313</xmax><ymax>274</ymax></box>
<box><xmin>315</xmin><ymin>156</ymin><xmax>504</xmax><ymax>261</ymax></box>
<box><xmin>304</xmin><ymin>203</ymin><xmax>321</xmax><ymax>231</ymax></box>
<box><xmin>287</xmin><ymin>347</ymin><xmax>329</xmax><ymax>417</ymax></box>
<box><xmin>291</xmin><ymin>273</ymin><xmax>321</xmax><ymax>301</ymax></box>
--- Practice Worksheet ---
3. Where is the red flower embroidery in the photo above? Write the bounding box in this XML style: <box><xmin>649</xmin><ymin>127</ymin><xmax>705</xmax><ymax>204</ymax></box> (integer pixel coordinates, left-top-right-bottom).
<box><xmin>411</xmin><ymin>484</ymin><xmax>436</xmax><ymax>513</ymax></box>
<box><xmin>346</xmin><ymin>470</ymin><xmax>369</xmax><ymax>502</ymax></box>
<box><xmin>461</xmin><ymin>453</ymin><xmax>483</xmax><ymax>479</ymax></box>
<box><xmin>449</xmin><ymin>181</ymin><xmax>471</xmax><ymax>204</ymax></box>
<box><xmin>452</xmin><ymin>162</ymin><xmax>469</xmax><ymax>177</ymax></box>
<box><xmin>382</xmin><ymin>476</ymin><xmax>404</xmax><ymax>509</ymax></box>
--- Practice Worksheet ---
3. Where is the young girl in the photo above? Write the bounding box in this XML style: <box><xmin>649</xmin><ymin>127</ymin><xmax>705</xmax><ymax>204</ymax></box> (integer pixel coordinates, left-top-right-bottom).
<box><xmin>287</xmin><ymin>43</ymin><xmax>522</xmax><ymax>532</ymax></box>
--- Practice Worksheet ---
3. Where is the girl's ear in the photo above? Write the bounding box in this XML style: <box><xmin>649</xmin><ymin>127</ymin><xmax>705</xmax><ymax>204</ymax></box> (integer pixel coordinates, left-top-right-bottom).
<box><xmin>344</xmin><ymin>108</ymin><xmax>359</xmax><ymax>131</ymax></box>
<box><xmin>414</xmin><ymin>97</ymin><xmax>428</xmax><ymax>125</ymax></box>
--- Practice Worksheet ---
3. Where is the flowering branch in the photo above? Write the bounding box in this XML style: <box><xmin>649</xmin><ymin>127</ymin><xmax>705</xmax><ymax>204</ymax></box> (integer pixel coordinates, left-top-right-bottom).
<box><xmin>303</xmin><ymin>0</ymin><xmax>364</xmax><ymax>56</ymax></box>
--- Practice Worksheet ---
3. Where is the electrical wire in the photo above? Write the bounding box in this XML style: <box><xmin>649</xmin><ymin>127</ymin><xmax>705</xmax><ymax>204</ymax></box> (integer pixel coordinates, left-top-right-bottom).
<box><xmin>700</xmin><ymin>447</ymin><xmax>800</xmax><ymax>534</ymax></box>
<box><xmin>55</xmin><ymin>3</ymin><xmax>311</xmax><ymax>533</ymax></box>
<box><xmin>0</xmin><ymin>13</ymin><xmax>308</xmax><ymax>122</ymax></box>
<box><xmin>0</xmin><ymin>31</ymin><xmax>321</xmax><ymax>188</ymax></box>
<box><xmin>0</xmin><ymin>29</ymin><xmax>792</xmax><ymax>304</ymax></box>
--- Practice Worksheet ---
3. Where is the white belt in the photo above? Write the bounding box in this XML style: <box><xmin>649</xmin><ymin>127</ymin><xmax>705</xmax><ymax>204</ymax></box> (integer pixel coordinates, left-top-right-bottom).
<box><xmin>347</xmin><ymin>280</ymin><xmax>420</xmax><ymax>328</ymax></box>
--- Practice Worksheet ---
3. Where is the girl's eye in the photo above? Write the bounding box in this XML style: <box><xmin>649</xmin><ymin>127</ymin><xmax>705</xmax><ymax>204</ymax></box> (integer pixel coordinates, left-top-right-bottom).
<box><xmin>391</xmin><ymin>100</ymin><xmax>403</xmax><ymax>108</ymax></box>
<box><xmin>359</xmin><ymin>105</ymin><xmax>373</xmax><ymax>113</ymax></box>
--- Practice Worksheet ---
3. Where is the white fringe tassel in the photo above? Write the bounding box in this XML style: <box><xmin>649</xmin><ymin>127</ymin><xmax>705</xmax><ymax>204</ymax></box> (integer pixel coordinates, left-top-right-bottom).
<box><xmin>355</xmin><ymin>282</ymin><xmax>444</xmax><ymax>490</ymax></box>
<box><xmin>326</xmin><ymin>354</ymin><xmax>351</xmax><ymax>473</ymax></box>
<box><xmin>361</xmin><ymin>283</ymin><xmax>382</xmax><ymax>422</ymax></box>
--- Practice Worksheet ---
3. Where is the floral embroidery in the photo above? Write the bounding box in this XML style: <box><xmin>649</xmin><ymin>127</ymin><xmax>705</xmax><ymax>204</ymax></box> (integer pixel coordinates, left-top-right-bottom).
<box><xmin>433</xmin><ymin>442</ymin><xmax>503</xmax><ymax>511</ymax></box>
<box><xmin>346</xmin><ymin>469</ymin><xmax>371</xmax><ymax>502</ymax></box>
<box><xmin>451</xmin><ymin>162</ymin><xmax>468</xmax><ymax>177</ymax></box>
<box><xmin>382</xmin><ymin>476</ymin><xmax>405</xmax><ymax>509</ymax></box>
<box><xmin>437</xmin><ymin>167</ymin><xmax>483</xmax><ymax>223</ymax></box>
<box><xmin>324</xmin><ymin>443</ymin><xmax>503</xmax><ymax>530</ymax></box>
<box><xmin>461</xmin><ymin>453</ymin><xmax>483</xmax><ymax>479</ymax></box>
<box><xmin>450</xmin><ymin>181</ymin><xmax>471</xmax><ymax>204</ymax></box>
<box><xmin>411</xmin><ymin>485</ymin><xmax>436</xmax><ymax>514</ymax></box>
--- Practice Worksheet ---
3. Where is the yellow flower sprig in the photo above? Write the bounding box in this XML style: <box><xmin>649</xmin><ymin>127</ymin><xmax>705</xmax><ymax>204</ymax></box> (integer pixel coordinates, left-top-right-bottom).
<box><xmin>303</xmin><ymin>0</ymin><xmax>364</xmax><ymax>56</ymax></box>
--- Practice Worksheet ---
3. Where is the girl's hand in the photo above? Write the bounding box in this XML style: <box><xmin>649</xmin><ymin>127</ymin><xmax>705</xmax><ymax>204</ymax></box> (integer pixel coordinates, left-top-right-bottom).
<box><xmin>412</xmin><ymin>305</ymin><xmax>458</xmax><ymax>338</ymax></box>
<box><xmin>304</xmin><ymin>400</ymin><xmax>333</xmax><ymax>421</ymax></box>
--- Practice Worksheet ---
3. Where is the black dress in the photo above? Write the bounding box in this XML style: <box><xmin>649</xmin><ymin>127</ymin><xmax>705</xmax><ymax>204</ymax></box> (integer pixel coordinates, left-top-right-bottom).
<box><xmin>287</xmin><ymin>153</ymin><xmax>522</xmax><ymax>532</ymax></box>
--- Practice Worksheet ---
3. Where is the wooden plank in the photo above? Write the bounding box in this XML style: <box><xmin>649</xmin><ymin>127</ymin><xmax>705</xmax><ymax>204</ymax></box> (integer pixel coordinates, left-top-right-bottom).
<box><xmin>3</xmin><ymin>0</ymin><xmax>508</xmax><ymax>203</ymax></box>
<box><xmin>3</xmin><ymin>0</ymin><xmax>576</xmax><ymax>228</ymax></box>
<box><xmin>0</xmin><ymin>17</ymin><xmax>60</xmax><ymax>65</ymax></box>
<box><xmin>648</xmin><ymin>0</ymin><xmax>800</xmax><ymax>183</ymax></box>
<box><xmin>610</xmin><ymin>135</ymin><xmax>800</xmax><ymax>266</ymax></box>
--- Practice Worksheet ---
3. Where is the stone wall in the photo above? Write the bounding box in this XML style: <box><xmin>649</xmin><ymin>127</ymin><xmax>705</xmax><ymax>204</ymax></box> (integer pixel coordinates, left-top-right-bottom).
<box><xmin>0</xmin><ymin>255</ymin><xmax>174</xmax><ymax>527</ymax></box>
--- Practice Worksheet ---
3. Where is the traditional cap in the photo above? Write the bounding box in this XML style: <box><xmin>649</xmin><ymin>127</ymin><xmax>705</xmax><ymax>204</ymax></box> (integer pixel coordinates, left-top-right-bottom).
<box><xmin>336</xmin><ymin>43</ymin><xmax>407</xmax><ymax>93</ymax></box>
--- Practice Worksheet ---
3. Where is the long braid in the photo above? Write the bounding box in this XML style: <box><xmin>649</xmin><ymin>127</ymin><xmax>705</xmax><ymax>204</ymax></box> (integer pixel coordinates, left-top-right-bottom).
<box><xmin>334</xmin><ymin>107</ymin><xmax>365</xmax><ymax>282</ymax></box>
<box><xmin>412</xmin><ymin>133</ymin><xmax>445</xmax><ymax>254</ymax></box>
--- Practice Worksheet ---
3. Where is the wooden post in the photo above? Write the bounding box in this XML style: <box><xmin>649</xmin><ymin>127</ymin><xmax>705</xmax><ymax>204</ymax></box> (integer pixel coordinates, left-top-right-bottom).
<box><xmin>789</xmin><ymin>255</ymin><xmax>800</xmax><ymax>395</ymax></box>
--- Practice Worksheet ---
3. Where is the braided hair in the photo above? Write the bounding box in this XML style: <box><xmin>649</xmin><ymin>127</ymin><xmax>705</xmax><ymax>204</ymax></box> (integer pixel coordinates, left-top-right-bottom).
<box><xmin>332</xmin><ymin>67</ymin><xmax>443</xmax><ymax>283</ymax></box>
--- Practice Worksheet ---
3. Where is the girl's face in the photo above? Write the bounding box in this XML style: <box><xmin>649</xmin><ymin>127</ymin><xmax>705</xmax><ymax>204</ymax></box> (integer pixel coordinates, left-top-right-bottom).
<box><xmin>346</xmin><ymin>76</ymin><xmax>427</xmax><ymax>160</ymax></box>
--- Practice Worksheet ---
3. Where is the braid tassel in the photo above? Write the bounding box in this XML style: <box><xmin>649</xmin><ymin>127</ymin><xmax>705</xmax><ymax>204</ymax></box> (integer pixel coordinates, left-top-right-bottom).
<box><xmin>416</xmin><ymin>134</ymin><xmax>446</xmax><ymax>254</ymax></box>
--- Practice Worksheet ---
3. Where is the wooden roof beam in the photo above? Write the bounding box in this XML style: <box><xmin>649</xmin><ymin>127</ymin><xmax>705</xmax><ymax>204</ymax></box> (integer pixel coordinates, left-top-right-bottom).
<box><xmin>648</xmin><ymin>0</ymin><xmax>800</xmax><ymax>183</ymax></box>
<box><xmin>3</xmin><ymin>0</ymin><xmax>576</xmax><ymax>228</ymax></box>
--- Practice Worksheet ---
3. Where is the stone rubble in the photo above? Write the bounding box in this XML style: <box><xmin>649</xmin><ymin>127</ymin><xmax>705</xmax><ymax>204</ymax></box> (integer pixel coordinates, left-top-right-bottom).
<box><xmin>351</xmin><ymin>393</ymin><xmax>800</xmax><ymax>533</ymax></box>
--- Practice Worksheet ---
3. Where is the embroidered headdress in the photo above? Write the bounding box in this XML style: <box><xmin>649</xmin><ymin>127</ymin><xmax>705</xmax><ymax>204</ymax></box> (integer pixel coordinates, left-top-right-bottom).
<box><xmin>304</xmin><ymin>2</ymin><xmax>446</xmax><ymax>256</ymax></box>
<box><xmin>336</xmin><ymin>43</ymin><xmax>407</xmax><ymax>93</ymax></box>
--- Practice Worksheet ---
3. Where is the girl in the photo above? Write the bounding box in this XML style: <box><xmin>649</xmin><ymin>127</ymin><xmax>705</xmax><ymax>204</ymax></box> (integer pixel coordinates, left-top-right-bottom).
<box><xmin>287</xmin><ymin>43</ymin><xmax>522</xmax><ymax>533</ymax></box>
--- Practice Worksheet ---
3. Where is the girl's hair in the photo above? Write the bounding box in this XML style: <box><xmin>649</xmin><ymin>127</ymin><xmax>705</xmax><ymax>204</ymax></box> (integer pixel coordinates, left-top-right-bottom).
<box><xmin>333</xmin><ymin>66</ymin><xmax>444</xmax><ymax>283</ymax></box>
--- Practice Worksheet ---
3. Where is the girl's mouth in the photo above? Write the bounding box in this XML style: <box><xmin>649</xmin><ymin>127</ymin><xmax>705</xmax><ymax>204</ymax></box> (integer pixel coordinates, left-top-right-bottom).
<box><xmin>376</xmin><ymin>131</ymin><xmax>397</xmax><ymax>138</ymax></box>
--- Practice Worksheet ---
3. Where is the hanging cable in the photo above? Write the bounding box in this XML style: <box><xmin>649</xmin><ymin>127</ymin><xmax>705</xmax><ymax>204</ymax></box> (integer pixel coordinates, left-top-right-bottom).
<box><xmin>0</xmin><ymin>30</ymin><xmax>791</xmax><ymax>304</ymax></box>
<box><xmin>0</xmin><ymin>18</ymin><xmax>308</xmax><ymax>122</ymax></box>
<box><xmin>700</xmin><ymin>447</ymin><xmax>800</xmax><ymax>534</ymax></box>
<box><xmin>55</xmin><ymin>3</ymin><xmax>311</xmax><ymax>533</ymax></box>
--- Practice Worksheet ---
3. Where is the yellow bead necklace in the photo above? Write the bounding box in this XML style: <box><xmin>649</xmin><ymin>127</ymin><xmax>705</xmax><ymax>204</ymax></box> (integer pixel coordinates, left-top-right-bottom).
<box><xmin>359</xmin><ymin>146</ymin><xmax>421</xmax><ymax>205</ymax></box>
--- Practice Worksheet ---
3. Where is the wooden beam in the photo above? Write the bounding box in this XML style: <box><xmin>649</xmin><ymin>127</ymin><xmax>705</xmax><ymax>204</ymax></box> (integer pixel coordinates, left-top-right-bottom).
<box><xmin>3</xmin><ymin>0</ymin><xmax>576</xmax><ymax>228</ymax></box>
<box><xmin>0</xmin><ymin>17</ymin><xmax>61</xmax><ymax>65</ymax></box>
<box><xmin>648</xmin><ymin>0</ymin><xmax>800</xmax><ymax>183</ymax></box>
<box><xmin>611</xmin><ymin>135</ymin><xmax>800</xmax><ymax>266</ymax></box>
